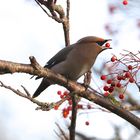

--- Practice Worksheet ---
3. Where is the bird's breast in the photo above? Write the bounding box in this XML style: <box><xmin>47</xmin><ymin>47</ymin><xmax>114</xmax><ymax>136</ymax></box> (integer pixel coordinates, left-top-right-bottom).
<box><xmin>51</xmin><ymin>44</ymin><xmax>99</xmax><ymax>80</ymax></box>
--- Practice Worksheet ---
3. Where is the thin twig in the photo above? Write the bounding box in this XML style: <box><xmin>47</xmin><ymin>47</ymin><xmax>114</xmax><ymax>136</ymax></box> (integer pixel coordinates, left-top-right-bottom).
<box><xmin>0</xmin><ymin>81</ymin><xmax>60</xmax><ymax>111</ymax></box>
<box><xmin>66</xmin><ymin>0</ymin><xmax>70</xmax><ymax>20</ymax></box>
<box><xmin>21</xmin><ymin>85</ymin><xmax>30</xmax><ymax>96</ymax></box>
<box><xmin>55</xmin><ymin>122</ymin><xmax>69</xmax><ymax>140</ymax></box>
<box><xmin>69</xmin><ymin>94</ymin><xmax>77</xmax><ymax>140</ymax></box>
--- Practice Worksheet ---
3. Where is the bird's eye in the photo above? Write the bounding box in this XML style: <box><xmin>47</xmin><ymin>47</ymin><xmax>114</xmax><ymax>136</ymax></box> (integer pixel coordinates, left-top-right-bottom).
<box><xmin>96</xmin><ymin>40</ymin><xmax>108</xmax><ymax>46</ymax></box>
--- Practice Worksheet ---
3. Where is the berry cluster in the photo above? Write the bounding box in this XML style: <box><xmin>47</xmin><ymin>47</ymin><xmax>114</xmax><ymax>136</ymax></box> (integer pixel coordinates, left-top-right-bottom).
<box><xmin>55</xmin><ymin>90</ymin><xmax>95</xmax><ymax>125</ymax></box>
<box><xmin>100</xmin><ymin>51</ymin><xmax>140</xmax><ymax>100</ymax></box>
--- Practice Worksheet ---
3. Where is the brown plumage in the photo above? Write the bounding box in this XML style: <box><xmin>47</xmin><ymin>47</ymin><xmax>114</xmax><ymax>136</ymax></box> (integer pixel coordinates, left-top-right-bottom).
<box><xmin>32</xmin><ymin>36</ymin><xmax>111</xmax><ymax>98</ymax></box>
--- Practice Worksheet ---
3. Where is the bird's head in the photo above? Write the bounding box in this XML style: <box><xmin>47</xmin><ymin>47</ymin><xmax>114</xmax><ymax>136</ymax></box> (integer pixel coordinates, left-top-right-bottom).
<box><xmin>77</xmin><ymin>36</ymin><xmax>112</xmax><ymax>51</ymax></box>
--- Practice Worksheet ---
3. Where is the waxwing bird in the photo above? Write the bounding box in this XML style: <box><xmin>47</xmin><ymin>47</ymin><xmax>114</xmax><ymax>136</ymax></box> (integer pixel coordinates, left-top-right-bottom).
<box><xmin>32</xmin><ymin>36</ymin><xmax>111</xmax><ymax>98</ymax></box>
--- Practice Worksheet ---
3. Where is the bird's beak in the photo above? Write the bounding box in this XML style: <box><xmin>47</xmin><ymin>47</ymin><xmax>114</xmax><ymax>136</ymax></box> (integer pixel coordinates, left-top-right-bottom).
<box><xmin>102</xmin><ymin>46</ymin><xmax>112</xmax><ymax>50</ymax></box>
<box><xmin>106</xmin><ymin>39</ymin><xmax>112</xmax><ymax>41</ymax></box>
<box><xmin>96</xmin><ymin>39</ymin><xmax>112</xmax><ymax>46</ymax></box>
<box><xmin>104</xmin><ymin>39</ymin><xmax>112</xmax><ymax>44</ymax></box>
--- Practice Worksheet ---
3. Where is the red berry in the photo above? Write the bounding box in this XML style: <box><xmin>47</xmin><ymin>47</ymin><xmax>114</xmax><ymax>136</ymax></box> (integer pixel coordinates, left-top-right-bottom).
<box><xmin>123</xmin><ymin>0</ymin><xmax>128</xmax><ymax>5</ymax></box>
<box><xmin>109</xmin><ymin>5</ymin><xmax>117</xmax><ymax>14</ymax></box>
<box><xmin>118</xmin><ymin>75</ymin><xmax>125</xmax><ymax>80</ymax></box>
<box><xmin>63</xmin><ymin>108</ymin><xmax>69</xmax><ymax>118</ymax></box>
<box><xmin>103</xmin><ymin>85</ymin><xmax>109</xmax><ymax>91</ymax></box>
<box><xmin>105</xmin><ymin>24</ymin><xmax>110</xmax><ymax>31</ymax></box>
<box><xmin>54</xmin><ymin>105</ymin><xmax>59</xmax><ymax>110</ymax></box>
<box><xmin>87</xmin><ymin>104</ymin><xmax>92</xmax><ymax>109</ymax></box>
<box><xmin>85</xmin><ymin>121</ymin><xmax>90</xmax><ymax>126</ymax></box>
<box><xmin>57</xmin><ymin>90</ymin><xmax>62</xmax><ymax>95</ymax></box>
<box><xmin>101</xmin><ymin>75</ymin><xmax>106</xmax><ymax>80</ymax></box>
<box><xmin>129</xmin><ymin>77</ymin><xmax>134</xmax><ymax>83</ymax></box>
<box><xmin>63</xmin><ymin>112</ymin><xmax>68</xmax><ymax>118</ymax></box>
<box><xmin>68</xmin><ymin>100</ymin><xmax>72</xmax><ymax>105</ymax></box>
<box><xmin>67</xmin><ymin>106</ymin><xmax>72</xmax><ymax>111</ymax></box>
<box><xmin>128</xmin><ymin>65</ymin><xmax>133</xmax><ymax>70</ymax></box>
<box><xmin>77</xmin><ymin>104</ymin><xmax>83</xmax><ymax>109</ymax></box>
<box><xmin>107</xmin><ymin>79</ymin><xmax>112</xmax><ymax>84</ymax></box>
<box><xmin>137</xmin><ymin>20</ymin><xmax>140</xmax><ymax>28</ymax></box>
<box><xmin>104</xmin><ymin>92</ymin><xmax>109</xmax><ymax>97</ymax></box>
<box><xmin>119</xmin><ymin>93</ymin><xmax>124</xmax><ymax>99</ymax></box>
<box><xmin>111</xmin><ymin>56</ymin><xmax>117</xmax><ymax>62</ymax></box>
<box><xmin>116</xmin><ymin>82</ymin><xmax>121</xmax><ymax>88</ymax></box>
<box><xmin>121</xmin><ymin>76</ymin><xmax>126</xmax><ymax>80</ymax></box>
<box><xmin>63</xmin><ymin>108</ymin><xmax>67</xmax><ymax>111</ymax></box>
<box><xmin>63</xmin><ymin>91</ymin><xmax>69</xmax><ymax>96</ymax></box>
<box><xmin>125</xmin><ymin>72</ymin><xmax>131</xmax><ymax>78</ymax></box>
<box><xmin>60</xmin><ymin>94</ymin><xmax>64</xmax><ymax>99</ymax></box>
<box><xmin>105</xmin><ymin>43</ymin><xmax>110</xmax><ymax>48</ymax></box>
<box><xmin>108</xmin><ymin>86</ymin><xmax>114</xmax><ymax>92</ymax></box>
<box><xmin>117</xmin><ymin>75</ymin><xmax>122</xmax><ymax>80</ymax></box>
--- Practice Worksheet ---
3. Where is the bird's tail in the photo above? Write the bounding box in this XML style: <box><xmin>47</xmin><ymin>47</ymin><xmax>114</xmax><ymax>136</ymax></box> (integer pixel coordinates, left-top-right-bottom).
<box><xmin>32</xmin><ymin>79</ymin><xmax>51</xmax><ymax>98</ymax></box>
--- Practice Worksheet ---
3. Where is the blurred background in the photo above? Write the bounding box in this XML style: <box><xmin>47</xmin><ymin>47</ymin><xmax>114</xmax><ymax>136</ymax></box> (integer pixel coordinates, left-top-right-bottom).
<box><xmin>0</xmin><ymin>0</ymin><xmax>140</xmax><ymax>139</ymax></box>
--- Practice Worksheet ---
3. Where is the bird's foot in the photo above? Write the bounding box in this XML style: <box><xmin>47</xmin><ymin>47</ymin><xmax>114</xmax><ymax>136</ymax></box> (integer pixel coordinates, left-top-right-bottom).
<box><xmin>78</xmin><ymin>83</ymin><xmax>89</xmax><ymax>90</ymax></box>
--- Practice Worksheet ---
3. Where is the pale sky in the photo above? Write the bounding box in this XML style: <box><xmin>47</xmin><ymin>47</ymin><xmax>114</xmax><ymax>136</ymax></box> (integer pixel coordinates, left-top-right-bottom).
<box><xmin>0</xmin><ymin>0</ymin><xmax>140</xmax><ymax>140</ymax></box>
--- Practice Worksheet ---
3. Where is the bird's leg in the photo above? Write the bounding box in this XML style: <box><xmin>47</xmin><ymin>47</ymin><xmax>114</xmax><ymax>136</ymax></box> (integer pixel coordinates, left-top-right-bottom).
<box><xmin>83</xmin><ymin>70</ymin><xmax>92</xmax><ymax>89</ymax></box>
<box><xmin>77</xmin><ymin>71</ymin><xmax>92</xmax><ymax>89</ymax></box>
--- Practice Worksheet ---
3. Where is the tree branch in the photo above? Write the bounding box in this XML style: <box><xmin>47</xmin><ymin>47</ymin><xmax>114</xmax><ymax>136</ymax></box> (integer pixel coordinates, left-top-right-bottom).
<box><xmin>0</xmin><ymin>81</ymin><xmax>52</xmax><ymax>110</ymax></box>
<box><xmin>69</xmin><ymin>94</ymin><xmax>77</xmax><ymax>140</ymax></box>
<box><xmin>34</xmin><ymin>0</ymin><xmax>70</xmax><ymax>46</ymax></box>
<box><xmin>0</xmin><ymin>57</ymin><xmax>140</xmax><ymax>130</ymax></box>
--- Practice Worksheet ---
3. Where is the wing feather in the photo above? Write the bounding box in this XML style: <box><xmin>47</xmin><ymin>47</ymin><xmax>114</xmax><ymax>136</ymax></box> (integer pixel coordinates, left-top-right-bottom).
<box><xmin>45</xmin><ymin>46</ymin><xmax>74</xmax><ymax>68</ymax></box>
<box><xmin>35</xmin><ymin>46</ymin><xmax>74</xmax><ymax>79</ymax></box>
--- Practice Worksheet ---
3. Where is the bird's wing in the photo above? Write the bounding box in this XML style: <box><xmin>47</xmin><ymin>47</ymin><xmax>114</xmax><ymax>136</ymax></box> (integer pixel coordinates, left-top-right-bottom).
<box><xmin>45</xmin><ymin>46</ymin><xmax>74</xmax><ymax>68</ymax></box>
<box><xmin>35</xmin><ymin>46</ymin><xmax>74</xmax><ymax>80</ymax></box>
